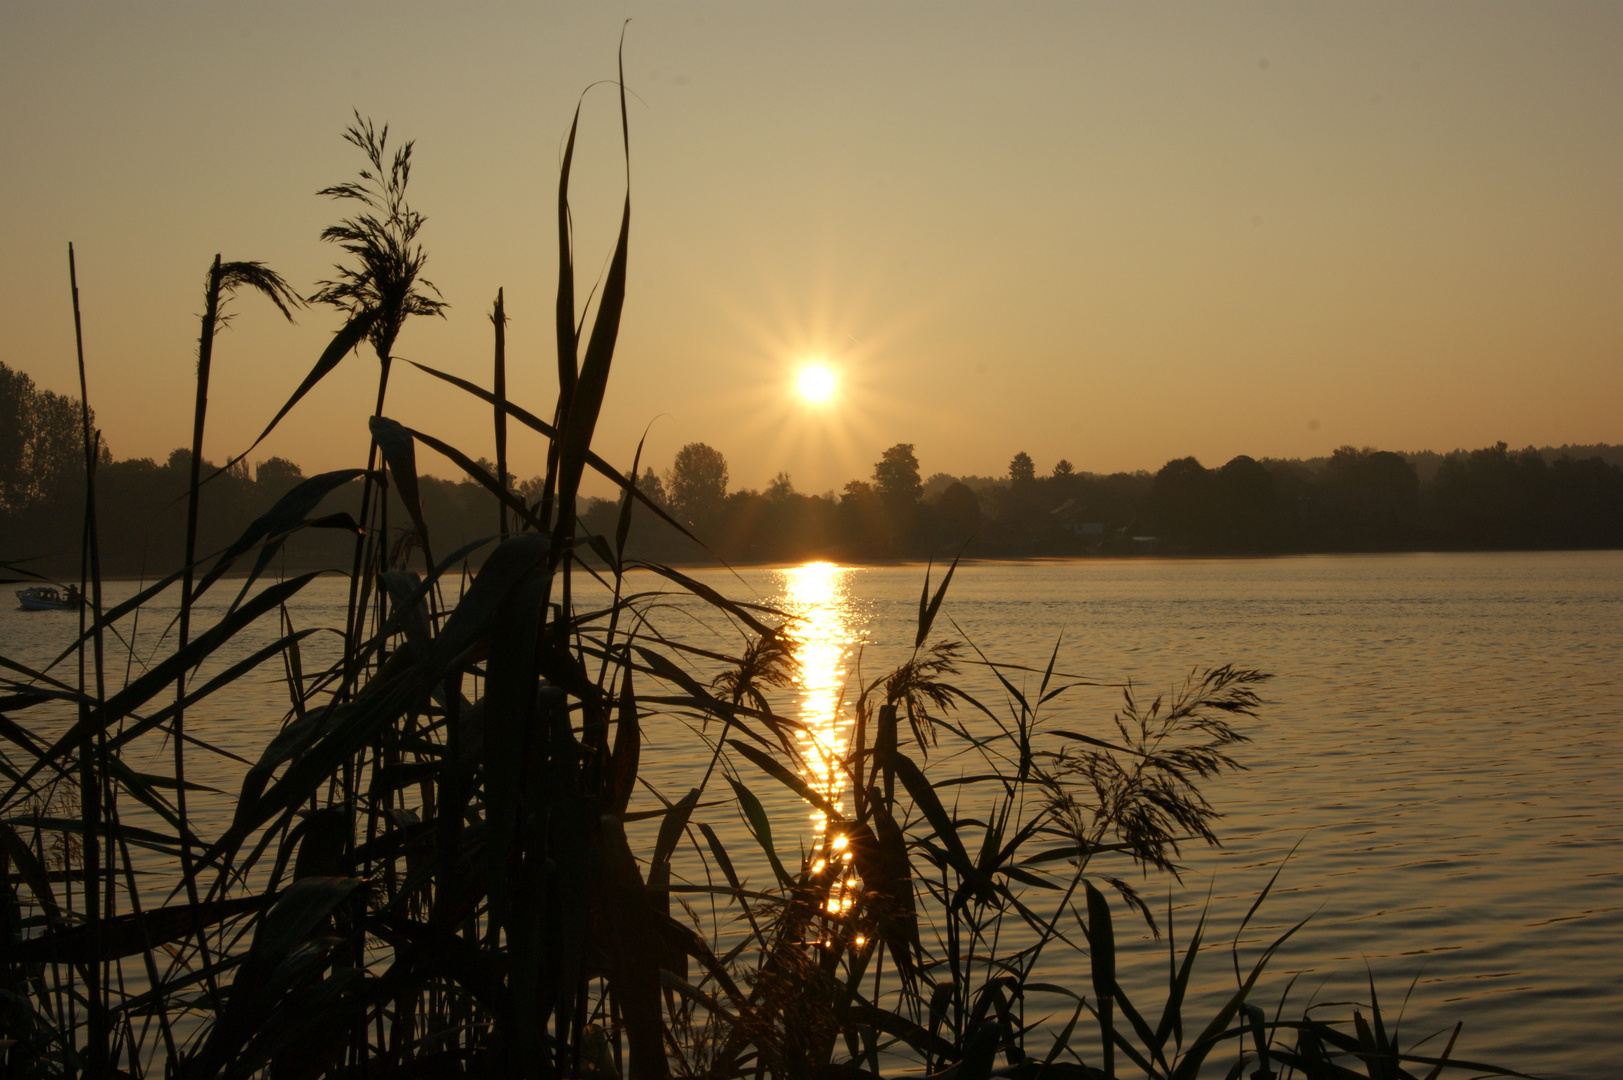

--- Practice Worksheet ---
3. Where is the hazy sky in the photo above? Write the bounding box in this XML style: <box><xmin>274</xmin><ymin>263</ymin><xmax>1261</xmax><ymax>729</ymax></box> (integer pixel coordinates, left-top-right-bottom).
<box><xmin>3</xmin><ymin>3</ymin><xmax>1618</xmax><ymax>498</ymax></box>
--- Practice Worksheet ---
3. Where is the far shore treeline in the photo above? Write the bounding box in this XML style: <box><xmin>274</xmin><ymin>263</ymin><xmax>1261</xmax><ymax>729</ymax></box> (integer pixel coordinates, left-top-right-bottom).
<box><xmin>3</xmin><ymin>360</ymin><xmax>1621</xmax><ymax>577</ymax></box>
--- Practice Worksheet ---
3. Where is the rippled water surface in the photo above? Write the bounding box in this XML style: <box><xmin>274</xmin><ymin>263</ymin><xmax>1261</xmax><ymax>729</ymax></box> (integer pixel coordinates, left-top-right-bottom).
<box><xmin>4</xmin><ymin>551</ymin><xmax>1619</xmax><ymax>1076</ymax></box>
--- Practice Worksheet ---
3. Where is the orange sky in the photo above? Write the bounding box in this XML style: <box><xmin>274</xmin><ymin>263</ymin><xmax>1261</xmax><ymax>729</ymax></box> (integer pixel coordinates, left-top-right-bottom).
<box><xmin>3</xmin><ymin>3</ymin><xmax>1618</xmax><ymax>499</ymax></box>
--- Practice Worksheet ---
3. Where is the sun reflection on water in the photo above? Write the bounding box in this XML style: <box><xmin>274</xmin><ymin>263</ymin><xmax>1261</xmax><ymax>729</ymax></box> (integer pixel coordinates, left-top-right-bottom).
<box><xmin>778</xmin><ymin>562</ymin><xmax>863</xmax><ymax>908</ymax></box>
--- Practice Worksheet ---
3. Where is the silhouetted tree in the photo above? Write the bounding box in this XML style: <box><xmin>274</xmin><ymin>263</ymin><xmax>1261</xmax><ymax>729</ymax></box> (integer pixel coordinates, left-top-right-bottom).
<box><xmin>937</xmin><ymin>481</ymin><xmax>982</xmax><ymax>542</ymax></box>
<box><xmin>1542</xmin><ymin>454</ymin><xmax>1623</xmax><ymax>546</ymax></box>
<box><xmin>637</xmin><ymin>466</ymin><xmax>667</xmax><ymax>508</ymax></box>
<box><xmin>0</xmin><ymin>362</ymin><xmax>32</xmax><ymax>509</ymax></box>
<box><xmin>37</xmin><ymin>389</ymin><xmax>95</xmax><ymax>497</ymax></box>
<box><xmin>836</xmin><ymin>480</ymin><xmax>889</xmax><ymax>557</ymax></box>
<box><xmin>256</xmin><ymin>457</ymin><xmax>304</xmax><ymax>489</ymax></box>
<box><xmin>1147</xmin><ymin>457</ymin><xmax>1216</xmax><ymax>544</ymax></box>
<box><xmin>1428</xmin><ymin>442</ymin><xmax>1623</xmax><ymax>549</ymax></box>
<box><xmin>1216</xmin><ymin>455</ymin><xmax>1277</xmax><ymax>550</ymax></box>
<box><xmin>667</xmin><ymin>442</ymin><xmax>729</xmax><ymax>526</ymax></box>
<box><xmin>1009</xmin><ymin>451</ymin><xmax>1035</xmax><ymax>484</ymax></box>
<box><xmin>873</xmin><ymin>444</ymin><xmax>923</xmax><ymax>508</ymax></box>
<box><xmin>1052</xmin><ymin>458</ymin><xmax>1074</xmax><ymax>478</ymax></box>
<box><xmin>1324</xmin><ymin>446</ymin><xmax>1419</xmax><ymax>547</ymax></box>
<box><xmin>870</xmin><ymin>443</ymin><xmax>924</xmax><ymax>552</ymax></box>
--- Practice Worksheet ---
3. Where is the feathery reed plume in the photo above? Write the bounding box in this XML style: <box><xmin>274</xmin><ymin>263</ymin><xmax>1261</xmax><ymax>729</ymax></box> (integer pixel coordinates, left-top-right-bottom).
<box><xmin>177</xmin><ymin>264</ymin><xmax>299</xmax><ymax>795</ymax></box>
<box><xmin>310</xmin><ymin>112</ymin><xmax>447</xmax><ymax>380</ymax></box>
<box><xmin>310</xmin><ymin>113</ymin><xmax>445</xmax><ymax>692</ymax></box>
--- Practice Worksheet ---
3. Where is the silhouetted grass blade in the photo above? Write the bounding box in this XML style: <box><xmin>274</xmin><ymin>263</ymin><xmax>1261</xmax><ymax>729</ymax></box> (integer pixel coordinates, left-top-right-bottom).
<box><xmin>404</xmin><ymin>357</ymin><xmax>715</xmax><ymax>549</ymax></box>
<box><xmin>368</xmin><ymin>415</ymin><xmax>428</xmax><ymax>542</ymax></box>
<box><xmin>195</xmin><ymin>470</ymin><xmax>367</xmax><ymax>597</ymax></box>
<box><xmin>915</xmin><ymin>548</ymin><xmax>962</xmax><ymax>650</ymax></box>
<box><xmin>5</xmin><ymin>572</ymin><xmax>322</xmax><ymax>804</ymax></box>
<box><xmin>727</xmin><ymin>738</ymin><xmax>836</xmax><ymax>817</ymax></box>
<box><xmin>219</xmin><ymin>309</ymin><xmax>378</xmax><ymax>479</ymax></box>
<box><xmin>725</xmin><ymin>777</ymin><xmax>793</xmax><ymax>889</ymax></box>
<box><xmin>8</xmin><ymin>896</ymin><xmax>261</xmax><ymax>965</ymax></box>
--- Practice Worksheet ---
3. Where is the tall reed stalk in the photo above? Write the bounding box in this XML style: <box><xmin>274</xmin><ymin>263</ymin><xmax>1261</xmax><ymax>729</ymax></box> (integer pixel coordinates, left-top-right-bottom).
<box><xmin>493</xmin><ymin>288</ymin><xmax>509</xmax><ymax>541</ymax></box>
<box><xmin>68</xmin><ymin>241</ymin><xmax>108</xmax><ymax>1077</ymax></box>
<box><xmin>173</xmin><ymin>257</ymin><xmax>298</xmax><ymax>991</ymax></box>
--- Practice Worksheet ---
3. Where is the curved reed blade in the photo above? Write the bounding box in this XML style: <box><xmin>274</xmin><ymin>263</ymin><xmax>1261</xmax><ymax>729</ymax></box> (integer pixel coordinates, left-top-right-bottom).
<box><xmin>491</xmin><ymin>287</ymin><xmax>510</xmax><ymax>539</ymax></box>
<box><xmin>7</xmin><ymin>895</ymin><xmax>261</xmax><ymax>965</ymax></box>
<box><xmin>608</xmin><ymin>662</ymin><xmax>641</xmax><ymax>815</ymax></box>
<box><xmin>194</xmin><ymin>469</ymin><xmax>368</xmax><ymax>597</ymax></box>
<box><xmin>555</xmin><ymin>105</ymin><xmax>581</xmax><ymax>415</ymax></box>
<box><xmin>599</xmin><ymin>816</ymin><xmax>673</xmax><ymax>1080</ymax></box>
<box><xmin>555</xmin><ymin>42</ymin><xmax>632</xmax><ymax>515</ymax></box>
<box><xmin>189</xmin><ymin>876</ymin><xmax>363</xmax><ymax>1078</ymax></box>
<box><xmin>727</xmin><ymin>739</ymin><xmax>835</xmax><ymax>818</ymax></box>
<box><xmin>725</xmin><ymin>777</ymin><xmax>794</xmax><ymax>889</ymax></box>
<box><xmin>424</xmin><ymin>532</ymin><xmax>549</xmax><ymax>674</ymax></box>
<box><xmin>914</xmin><ymin>545</ymin><xmax>964</xmax><ymax>650</ymax></box>
<box><xmin>105</xmin><ymin>628</ymin><xmax>323</xmax><ymax>753</ymax></box>
<box><xmin>0</xmin><ymin>819</ymin><xmax>58</xmax><ymax>916</ymax></box>
<box><xmin>891</xmin><ymin>752</ymin><xmax>993</xmax><ymax>905</ymax></box>
<box><xmin>402</xmin><ymin>424</ymin><xmax>546</xmax><ymax>533</ymax></box>
<box><xmin>403</xmin><ymin>358</ymin><xmax>717</xmax><ymax>550</ymax></box>
<box><xmin>480</xmin><ymin>568</ymin><xmax>545</xmax><ymax>945</ymax></box>
<box><xmin>1083</xmin><ymin>880</ymin><xmax>1118</xmax><ymax>1078</ymax></box>
<box><xmin>213</xmin><ymin>309</ymin><xmax>378</xmax><ymax>481</ymax></box>
<box><xmin>3</xmin><ymin>572</ymin><xmax>323</xmax><ymax>810</ymax></box>
<box><xmin>1167</xmin><ymin>912</ymin><xmax>1310</xmax><ymax>1080</ymax></box>
<box><xmin>369</xmin><ymin>415</ymin><xmax>428</xmax><ymax>544</ymax></box>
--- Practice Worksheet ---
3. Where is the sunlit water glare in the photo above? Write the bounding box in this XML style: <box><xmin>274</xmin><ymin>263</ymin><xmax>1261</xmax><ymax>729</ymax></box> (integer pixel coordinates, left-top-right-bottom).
<box><xmin>777</xmin><ymin>561</ymin><xmax>862</xmax><ymax>921</ymax></box>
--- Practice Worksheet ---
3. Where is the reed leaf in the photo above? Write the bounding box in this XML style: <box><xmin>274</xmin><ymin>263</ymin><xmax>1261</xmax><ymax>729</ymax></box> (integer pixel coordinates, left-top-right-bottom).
<box><xmin>727</xmin><ymin>738</ymin><xmax>836</xmax><ymax>817</ymax></box>
<box><xmin>915</xmin><ymin>548</ymin><xmax>963</xmax><ymax>650</ymax></box>
<box><xmin>218</xmin><ymin>309</ymin><xmax>378</xmax><ymax>479</ymax></box>
<box><xmin>4</xmin><ymin>572</ymin><xmax>322</xmax><ymax>806</ymax></box>
<box><xmin>8</xmin><ymin>896</ymin><xmax>261</xmax><ymax>965</ymax></box>
<box><xmin>368</xmin><ymin>415</ymin><xmax>427</xmax><ymax>542</ymax></box>
<box><xmin>725</xmin><ymin>777</ymin><xmax>794</xmax><ymax>890</ymax></box>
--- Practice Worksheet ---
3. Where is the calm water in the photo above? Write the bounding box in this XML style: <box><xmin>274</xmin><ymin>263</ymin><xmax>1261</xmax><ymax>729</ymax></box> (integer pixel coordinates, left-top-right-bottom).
<box><xmin>4</xmin><ymin>551</ymin><xmax>1619</xmax><ymax>1076</ymax></box>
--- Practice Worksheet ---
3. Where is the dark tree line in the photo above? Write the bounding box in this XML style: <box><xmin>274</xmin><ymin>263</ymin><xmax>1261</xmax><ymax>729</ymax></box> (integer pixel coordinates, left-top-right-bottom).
<box><xmin>0</xmin><ymin>398</ymin><xmax>535</xmax><ymax>579</ymax></box>
<box><xmin>4</xmin><ymin>367</ymin><xmax>1620</xmax><ymax>576</ymax></box>
<box><xmin>0</xmin><ymin>360</ymin><xmax>107</xmax><ymax>512</ymax></box>
<box><xmin>1428</xmin><ymin>443</ymin><xmax>1623</xmax><ymax>549</ymax></box>
<box><xmin>1130</xmin><ymin>444</ymin><xmax>1623</xmax><ymax>553</ymax></box>
<box><xmin>604</xmin><ymin>440</ymin><xmax>1623</xmax><ymax>561</ymax></box>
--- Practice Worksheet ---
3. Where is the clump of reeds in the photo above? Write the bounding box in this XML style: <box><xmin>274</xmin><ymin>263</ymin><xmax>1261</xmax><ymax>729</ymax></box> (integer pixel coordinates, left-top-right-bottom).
<box><xmin>0</xmin><ymin>48</ymin><xmax>1529</xmax><ymax>1080</ymax></box>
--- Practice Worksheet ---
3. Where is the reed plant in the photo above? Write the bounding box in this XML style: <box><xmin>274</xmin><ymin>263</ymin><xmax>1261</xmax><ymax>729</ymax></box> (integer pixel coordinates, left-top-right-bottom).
<box><xmin>0</xmin><ymin>56</ymin><xmax>1528</xmax><ymax>1080</ymax></box>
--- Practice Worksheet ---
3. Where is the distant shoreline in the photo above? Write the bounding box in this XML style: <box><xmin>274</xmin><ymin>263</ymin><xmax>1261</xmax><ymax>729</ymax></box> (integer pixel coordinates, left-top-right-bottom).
<box><xmin>20</xmin><ymin>544</ymin><xmax>1616</xmax><ymax>588</ymax></box>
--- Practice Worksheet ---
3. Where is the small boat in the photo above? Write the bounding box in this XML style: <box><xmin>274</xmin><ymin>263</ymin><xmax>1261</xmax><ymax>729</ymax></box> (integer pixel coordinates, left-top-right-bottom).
<box><xmin>15</xmin><ymin>586</ymin><xmax>83</xmax><ymax>612</ymax></box>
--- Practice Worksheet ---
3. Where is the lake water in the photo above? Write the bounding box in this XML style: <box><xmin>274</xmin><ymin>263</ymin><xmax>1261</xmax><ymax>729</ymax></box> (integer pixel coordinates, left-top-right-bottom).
<box><xmin>3</xmin><ymin>550</ymin><xmax>1619</xmax><ymax>1077</ymax></box>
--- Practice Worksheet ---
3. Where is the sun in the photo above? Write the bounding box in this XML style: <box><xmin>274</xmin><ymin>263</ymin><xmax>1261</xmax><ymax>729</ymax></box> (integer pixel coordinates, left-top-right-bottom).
<box><xmin>797</xmin><ymin>363</ymin><xmax>836</xmax><ymax>404</ymax></box>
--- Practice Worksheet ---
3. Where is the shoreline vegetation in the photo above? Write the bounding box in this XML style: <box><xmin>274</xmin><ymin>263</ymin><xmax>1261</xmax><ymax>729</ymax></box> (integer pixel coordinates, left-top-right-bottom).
<box><xmin>2</xmin><ymin>65</ymin><xmax>1529</xmax><ymax>1079</ymax></box>
<box><xmin>2</xmin><ymin>397</ymin><xmax>1619</xmax><ymax>579</ymax></box>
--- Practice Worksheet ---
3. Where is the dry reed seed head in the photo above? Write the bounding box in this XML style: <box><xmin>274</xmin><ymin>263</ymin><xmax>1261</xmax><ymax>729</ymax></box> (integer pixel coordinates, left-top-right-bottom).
<box><xmin>208</xmin><ymin>262</ymin><xmax>302</xmax><ymax>333</ymax></box>
<box><xmin>311</xmin><ymin>113</ymin><xmax>446</xmax><ymax>361</ymax></box>
<box><xmin>879</xmin><ymin>640</ymin><xmax>964</xmax><ymax>750</ymax></box>
<box><xmin>711</xmin><ymin>627</ymin><xmax>799</xmax><ymax>714</ymax></box>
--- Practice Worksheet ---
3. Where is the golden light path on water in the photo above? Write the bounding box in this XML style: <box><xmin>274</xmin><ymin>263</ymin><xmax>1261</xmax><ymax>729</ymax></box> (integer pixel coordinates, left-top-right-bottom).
<box><xmin>777</xmin><ymin>562</ymin><xmax>862</xmax><ymax>915</ymax></box>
